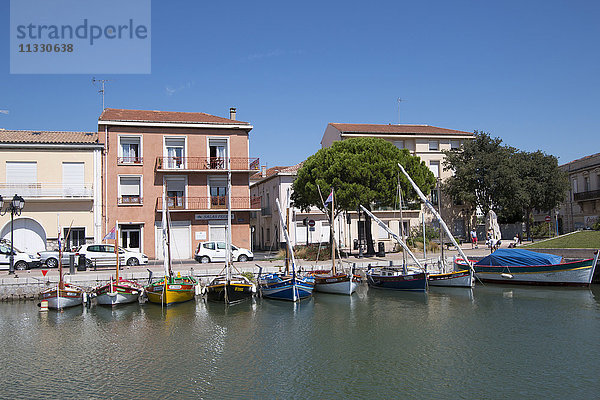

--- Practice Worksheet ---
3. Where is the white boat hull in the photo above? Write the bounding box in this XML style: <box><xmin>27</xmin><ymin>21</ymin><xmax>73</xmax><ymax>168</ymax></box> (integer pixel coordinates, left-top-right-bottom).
<box><xmin>95</xmin><ymin>292</ymin><xmax>140</xmax><ymax>306</ymax></box>
<box><xmin>428</xmin><ymin>270</ymin><xmax>474</xmax><ymax>288</ymax></box>
<box><xmin>314</xmin><ymin>279</ymin><xmax>360</xmax><ymax>295</ymax></box>
<box><xmin>475</xmin><ymin>267</ymin><xmax>594</xmax><ymax>286</ymax></box>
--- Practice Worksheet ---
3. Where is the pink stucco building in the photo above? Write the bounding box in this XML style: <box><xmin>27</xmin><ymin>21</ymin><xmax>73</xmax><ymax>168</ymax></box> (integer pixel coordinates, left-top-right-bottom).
<box><xmin>98</xmin><ymin>108</ymin><xmax>260</xmax><ymax>259</ymax></box>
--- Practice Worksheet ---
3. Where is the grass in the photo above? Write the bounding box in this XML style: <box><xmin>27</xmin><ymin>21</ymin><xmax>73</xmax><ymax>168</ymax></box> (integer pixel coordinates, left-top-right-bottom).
<box><xmin>522</xmin><ymin>230</ymin><xmax>600</xmax><ymax>249</ymax></box>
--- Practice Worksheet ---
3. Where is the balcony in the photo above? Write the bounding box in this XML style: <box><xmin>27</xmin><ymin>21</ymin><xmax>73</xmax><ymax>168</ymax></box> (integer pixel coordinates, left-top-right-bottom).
<box><xmin>117</xmin><ymin>156</ymin><xmax>143</xmax><ymax>164</ymax></box>
<box><xmin>574</xmin><ymin>189</ymin><xmax>600</xmax><ymax>202</ymax></box>
<box><xmin>118</xmin><ymin>196</ymin><xmax>143</xmax><ymax>205</ymax></box>
<box><xmin>0</xmin><ymin>183</ymin><xmax>93</xmax><ymax>199</ymax></box>
<box><xmin>156</xmin><ymin>196</ymin><xmax>261</xmax><ymax>211</ymax></box>
<box><xmin>155</xmin><ymin>157</ymin><xmax>260</xmax><ymax>172</ymax></box>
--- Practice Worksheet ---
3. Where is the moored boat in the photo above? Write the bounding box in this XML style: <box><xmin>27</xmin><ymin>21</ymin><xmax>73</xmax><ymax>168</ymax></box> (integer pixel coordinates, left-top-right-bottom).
<box><xmin>42</xmin><ymin>283</ymin><xmax>84</xmax><ymax>309</ymax></box>
<box><xmin>366</xmin><ymin>266</ymin><xmax>427</xmax><ymax>291</ymax></box>
<box><xmin>428</xmin><ymin>269</ymin><xmax>473</xmax><ymax>287</ymax></box>
<box><xmin>206</xmin><ymin>166</ymin><xmax>255</xmax><ymax>304</ymax></box>
<box><xmin>40</xmin><ymin>221</ymin><xmax>83</xmax><ymax>309</ymax></box>
<box><xmin>257</xmin><ymin>198</ymin><xmax>315</xmax><ymax>301</ymax></box>
<box><xmin>94</xmin><ymin>277</ymin><xmax>142</xmax><ymax>306</ymax></box>
<box><xmin>455</xmin><ymin>248</ymin><xmax>599</xmax><ymax>287</ymax></box>
<box><xmin>145</xmin><ymin>194</ymin><xmax>196</xmax><ymax>305</ymax></box>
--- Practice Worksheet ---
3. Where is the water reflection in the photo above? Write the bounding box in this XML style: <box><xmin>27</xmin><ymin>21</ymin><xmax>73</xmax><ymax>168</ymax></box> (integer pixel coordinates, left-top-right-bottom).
<box><xmin>92</xmin><ymin>302</ymin><xmax>141</xmax><ymax>322</ymax></box>
<box><xmin>40</xmin><ymin>305</ymin><xmax>84</xmax><ymax>325</ymax></box>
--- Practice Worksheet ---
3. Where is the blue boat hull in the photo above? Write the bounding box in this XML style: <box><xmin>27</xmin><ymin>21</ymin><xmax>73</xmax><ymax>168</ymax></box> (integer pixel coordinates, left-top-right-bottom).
<box><xmin>259</xmin><ymin>274</ymin><xmax>315</xmax><ymax>301</ymax></box>
<box><xmin>367</xmin><ymin>271</ymin><xmax>427</xmax><ymax>291</ymax></box>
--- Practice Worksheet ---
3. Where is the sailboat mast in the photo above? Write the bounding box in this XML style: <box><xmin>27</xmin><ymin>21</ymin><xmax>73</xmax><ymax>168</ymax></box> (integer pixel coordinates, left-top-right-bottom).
<box><xmin>331</xmin><ymin>188</ymin><xmax>335</xmax><ymax>275</ymax></box>
<box><xmin>161</xmin><ymin>185</ymin><xmax>170</xmax><ymax>278</ymax></box>
<box><xmin>398</xmin><ymin>176</ymin><xmax>406</xmax><ymax>268</ymax></box>
<box><xmin>226</xmin><ymin>167</ymin><xmax>232</xmax><ymax>282</ymax></box>
<box><xmin>57</xmin><ymin>214</ymin><xmax>63</xmax><ymax>289</ymax></box>
<box><xmin>275</xmin><ymin>198</ymin><xmax>297</xmax><ymax>276</ymax></box>
<box><xmin>115</xmin><ymin>219</ymin><xmax>119</xmax><ymax>282</ymax></box>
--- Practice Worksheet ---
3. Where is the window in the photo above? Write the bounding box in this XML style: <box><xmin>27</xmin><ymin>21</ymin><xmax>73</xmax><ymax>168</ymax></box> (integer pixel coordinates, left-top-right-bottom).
<box><xmin>204</xmin><ymin>242</ymin><xmax>215</xmax><ymax>250</ymax></box>
<box><xmin>62</xmin><ymin>162</ymin><xmax>85</xmax><ymax>196</ymax></box>
<box><xmin>209</xmin><ymin>177</ymin><xmax>227</xmax><ymax>209</ymax></box>
<box><xmin>428</xmin><ymin>140</ymin><xmax>439</xmax><ymax>151</ymax></box>
<box><xmin>584</xmin><ymin>176</ymin><xmax>590</xmax><ymax>192</ymax></box>
<box><xmin>164</xmin><ymin>137</ymin><xmax>186</xmax><ymax>169</ymax></box>
<box><xmin>166</xmin><ymin>177</ymin><xmax>186</xmax><ymax>209</ymax></box>
<box><xmin>119</xmin><ymin>176</ymin><xmax>142</xmax><ymax>204</ymax></box>
<box><xmin>87</xmin><ymin>245</ymin><xmax>102</xmax><ymax>252</ymax></box>
<box><xmin>217</xmin><ymin>242</ymin><xmax>226</xmax><ymax>249</ymax></box>
<box><xmin>6</xmin><ymin>161</ymin><xmax>36</xmax><ymax>183</ymax></box>
<box><xmin>208</xmin><ymin>138</ymin><xmax>228</xmax><ymax>169</ymax></box>
<box><xmin>429</xmin><ymin>161</ymin><xmax>440</xmax><ymax>178</ymax></box>
<box><xmin>120</xmin><ymin>136</ymin><xmax>142</xmax><ymax>163</ymax></box>
<box><xmin>393</xmin><ymin>140</ymin><xmax>404</xmax><ymax>150</ymax></box>
<box><xmin>64</xmin><ymin>227</ymin><xmax>85</xmax><ymax>250</ymax></box>
<box><xmin>572</xmin><ymin>178</ymin><xmax>578</xmax><ymax>194</ymax></box>
<box><xmin>378</xmin><ymin>221</ymin><xmax>389</xmax><ymax>239</ymax></box>
<box><xmin>450</xmin><ymin>140</ymin><xmax>460</xmax><ymax>150</ymax></box>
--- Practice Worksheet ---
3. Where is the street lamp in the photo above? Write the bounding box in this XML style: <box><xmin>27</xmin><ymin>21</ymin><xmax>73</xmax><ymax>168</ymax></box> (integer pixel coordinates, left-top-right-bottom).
<box><xmin>0</xmin><ymin>194</ymin><xmax>26</xmax><ymax>274</ymax></box>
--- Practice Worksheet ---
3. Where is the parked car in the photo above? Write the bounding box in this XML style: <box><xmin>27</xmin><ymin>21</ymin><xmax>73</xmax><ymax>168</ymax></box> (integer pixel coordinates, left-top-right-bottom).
<box><xmin>76</xmin><ymin>244</ymin><xmax>149</xmax><ymax>267</ymax></box>
<box><xmin>195</xmin><ymin>241</ymin><xmax>253</xmax><ymax>263</ymax></box>
<box><xmin>0</xmin><ymin>242</ymin><xmax>41</xmax><ymax>270</ymax></box>
<box><xmin>37</xmin><ymin>250</ymin><xmax>74</xmax><ymax>268</ymax></box>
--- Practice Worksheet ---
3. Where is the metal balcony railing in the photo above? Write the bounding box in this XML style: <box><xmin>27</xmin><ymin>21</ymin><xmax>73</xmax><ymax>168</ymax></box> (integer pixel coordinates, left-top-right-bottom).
<box><xmin>156</xmin><ymin>196</ymin><xmax>261</xmax><ymax>211</ymax></box>
<box><xmin>0</xmin><ymin>183</ymin><xmax>93</xmax><ymax>198</ymax></box>
<box><xmin>155</xmin><ymin>157</ymin><xmax>260</xmax><ymax>171</ymax></box>
<box><xmin>574</xmin><ymin>189</ymin><xmax>600</xmax><ymax>202</ymax></box>
<box><xmin>117</xmin><ymin>156</ymin><xmax>143</xmax><ymax>164</ymax></box>
<box><xmin>118</xmin><ymin>196</ymin><xmax>143</xmax><ymax>205</ymax></box>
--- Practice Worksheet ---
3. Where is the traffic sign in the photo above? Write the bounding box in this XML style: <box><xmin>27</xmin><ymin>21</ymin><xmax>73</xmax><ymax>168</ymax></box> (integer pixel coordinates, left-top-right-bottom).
<box><xmin>545</xmin><ymin>216</ymin><xmax>551</xmax><ymax>222</ymax></box>
<box><xmin>308</xmin><ymin>219</ymin><xmax>315</xmax><ymax>227</ymax></box>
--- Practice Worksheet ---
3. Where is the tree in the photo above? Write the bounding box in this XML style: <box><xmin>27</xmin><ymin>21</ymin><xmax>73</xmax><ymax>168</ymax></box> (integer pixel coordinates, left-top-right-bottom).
<box><xmin>443</xmin><ymin>132</ymin><xmax>568</xmax><ymax>237</ymax></box>
<box><xmin>292</xmin><ymin>137</ymin><xmax>436</xmax><ymax>255</ymax></box>
<box><xmin>442</xmin><ymin>131</ymin><xmax>521</xmax><ymax>220</ymax></box>
<box><xmin>514</xmin><ymin>150</ymin><xmax>568</xmax><ymax>239</ymax></box>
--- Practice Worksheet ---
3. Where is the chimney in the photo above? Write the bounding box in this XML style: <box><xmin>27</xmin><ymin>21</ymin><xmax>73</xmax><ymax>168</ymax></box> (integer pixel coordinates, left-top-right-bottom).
<box><xmin>229</xmin><ymin>107</ymin><xmax>236</xmax><ymax>120</ymax></box>
<box><xmin>261</xmin><ymin>165</ymin><xmax>267</xmax><ymax>177</ymax></box>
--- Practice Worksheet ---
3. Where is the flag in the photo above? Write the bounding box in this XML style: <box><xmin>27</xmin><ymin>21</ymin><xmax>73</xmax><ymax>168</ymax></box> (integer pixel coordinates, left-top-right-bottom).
<box><xmin>324</xmin><ymin>189</ymin><xmax>333</xmax><ymax>206</ymax></box>
<box><xmin>103</xmin><ymin>225</ymin><xmax>116</xmax><ymax>241</ymax></box>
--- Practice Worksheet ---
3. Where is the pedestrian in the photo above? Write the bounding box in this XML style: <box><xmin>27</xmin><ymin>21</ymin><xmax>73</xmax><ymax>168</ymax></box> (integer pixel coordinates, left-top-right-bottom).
<box><xmin>470</xmin><ymin>228</ymin><xmax>478</xmax><ymax>249</ymax></box>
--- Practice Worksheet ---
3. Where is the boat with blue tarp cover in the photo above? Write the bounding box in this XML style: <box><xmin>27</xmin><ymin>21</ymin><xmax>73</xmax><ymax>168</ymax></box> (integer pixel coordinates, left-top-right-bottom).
<box><xmin>455</xmin><ymin>248</ymin><xmax>599</xmax><ymax>287</ymax></box>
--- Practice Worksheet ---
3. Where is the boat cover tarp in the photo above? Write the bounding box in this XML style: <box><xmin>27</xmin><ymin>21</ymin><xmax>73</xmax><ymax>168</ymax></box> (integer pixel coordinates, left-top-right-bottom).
<box><xmin>475</xmin><ymin>249</ymin><xmax>563</xmax><ymax>267</ymax></box>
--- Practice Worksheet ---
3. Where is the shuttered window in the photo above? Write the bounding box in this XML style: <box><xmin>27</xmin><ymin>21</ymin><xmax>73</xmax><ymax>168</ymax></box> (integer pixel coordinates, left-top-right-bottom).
<box><xmin>6</xmin><ymin>161</ymin><xmax>37</xmax><ymax>183</ymax></box>
<box><xmin>119</xmin><ymin>176</ymin><xmax>142</xmax><ymax>204</ymax></box>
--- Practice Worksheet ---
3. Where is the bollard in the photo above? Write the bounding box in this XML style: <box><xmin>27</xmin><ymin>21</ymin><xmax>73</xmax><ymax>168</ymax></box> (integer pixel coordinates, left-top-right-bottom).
<box><xmin>69</xmin><ymin>254</ymin><xmax>76</xmax><ymax>274</ymax></box>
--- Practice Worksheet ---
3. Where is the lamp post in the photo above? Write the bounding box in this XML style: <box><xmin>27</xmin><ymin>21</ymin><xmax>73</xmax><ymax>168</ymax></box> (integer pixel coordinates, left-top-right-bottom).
<box><xmin>0</xmin><ymin>194</ymin><xmax>26</xmax><ymax>275</ymax></box>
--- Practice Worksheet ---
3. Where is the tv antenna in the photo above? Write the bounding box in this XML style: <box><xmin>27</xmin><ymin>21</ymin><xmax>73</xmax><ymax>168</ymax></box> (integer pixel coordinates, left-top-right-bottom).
<box><xmin>92</xmin><ymin>78</ymin><xmax>109</xmax><ymax>111</ymax></box>
<box><xmin>397</xmin><ymin>98</ymin><xmax>406</xmax><ymax>124</ymax></box>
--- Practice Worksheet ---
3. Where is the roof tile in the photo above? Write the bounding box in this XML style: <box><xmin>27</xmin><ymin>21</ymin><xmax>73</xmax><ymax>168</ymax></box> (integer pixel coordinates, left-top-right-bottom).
<box><xmin>330</xmin><ymin>123</ymin><xmax>472</xmax><ymax>136</ymax></box>
<box><xmin>0</xmin><ymin>129</ymin><xmax>99</xmax><ymax>144</ymax></box>
<box><xmin>99</xmin><ymin>108</ymin><xmax>249</xmax><ymax>125</ymax></box>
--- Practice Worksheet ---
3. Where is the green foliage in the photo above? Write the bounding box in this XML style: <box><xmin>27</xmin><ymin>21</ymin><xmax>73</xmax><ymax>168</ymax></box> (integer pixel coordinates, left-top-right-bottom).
<box><xmin>523</xmin><ymin>230</ymin><xmax>600</xmax><ymax>249</ymax></box>
<box><xmin>592</xmin><ymin>220</ymin><xmax>600</xmax><ymax>231</ymax></box>
<box><xmin>407</xmin><ymin>225</ymin><xmax>439</xmax><ymax>247</ymax></box>
<box><xmin>241</xmin><ymin>271</ymin><xmax>255</xmax><ymax>283</ymax></box>
<box><xmin>293</xmin><ymin>244</ymin><xmax>332</xmax><ymax>261</ymax></box>
<box><xmin>531</xmin><ymin>222</ymin><xmax>553</xmax><ymax>239</ymax></box>
<box><xmin>292</xmin><ymin>137</ymin><xmax>436</xmax><ymax>213</ymax></box>
<box><xmin>443</xmin><ymin>132</ymin><xmax>568</xmax><ymax>227</ymax></box>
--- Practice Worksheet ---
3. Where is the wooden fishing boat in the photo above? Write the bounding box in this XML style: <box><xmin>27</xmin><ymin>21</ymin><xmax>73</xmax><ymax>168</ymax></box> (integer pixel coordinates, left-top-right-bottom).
<box><xmin>257</xmin><ymin>198</ymin><xmax>315</xmax><ymax>301</ymax></box>
<box><xmin>145</xmin><ymin>195</ymin><xmax>196</xmax><ymax>305</ymax></box>
<box><xmin>455</xmin><ymin>248</ymin><xmax>599</xmax><ymax>287</ymax></box>
<box><xmin>41</xmin><ymin>283</ymin><xmax>84</xmax><ymax>309</ymax></box>
<box><xmin>397</xmin><ymin>163</ymin><xmax>475</xmax><ymax>288</ymax></box>
<box><xmin>258</xmin><ymin>272</ymin><xmax>315</xmax><ymax>301</ymax></box>
<box><xmin>428</xmin><ymin>269</ymin><xmax>473</xmax><ymax>287</ymax></box>
<box><xmin>366</xmin><ymin>266</ymin><xmax>427</xmax><ymax>291</ymax></box>
<box><xmin>206</xmin><ymin>167</ymin><xmax>255</xmax><ymax>304</ymax></box>
<box><xmin>146</xmin><ymin>274</ymin><xmax>196</xmax><ymax>305</ymax></box>
<box><xmin>94</xmin><ymin>277</ymin><xmax>143</xmax><ymax>306</ymax></box>
<box><xmin>311</xmin><ymin>188</ymin><xmax>360</xmax><ymax>295</ymax></box>
<box><xmin>92</xmin><ymin>222</ymin><xmax>143</xmax><ymax>306</ymax></box>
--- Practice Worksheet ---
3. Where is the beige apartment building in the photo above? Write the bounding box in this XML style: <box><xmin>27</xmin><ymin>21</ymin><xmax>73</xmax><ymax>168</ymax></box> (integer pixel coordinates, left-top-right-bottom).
<box><xmin>557</xmin><ymin>152</ymin><xmax>600</xmax><ymax>232</ymax></box>
<box><xmin>99</xmin><ymin>108</ymin><xmax>260</xmax><ymax>260</ymax></box>
<box><xmin>0</xmin><ymin>130</ymin><xmax>103</xmax><ymax>253</ymax></box>
<box><xmin>321</xmin><ymin>123</ymin><xmax>474</xmax><ymax>252</ymax></box>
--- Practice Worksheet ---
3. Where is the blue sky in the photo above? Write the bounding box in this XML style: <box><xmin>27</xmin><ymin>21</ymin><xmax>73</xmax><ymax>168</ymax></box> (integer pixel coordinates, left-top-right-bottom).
<box><xmin>1</xmin><ymin>0</ymin><xmax>599</xmax><ymax>168</ymax></box>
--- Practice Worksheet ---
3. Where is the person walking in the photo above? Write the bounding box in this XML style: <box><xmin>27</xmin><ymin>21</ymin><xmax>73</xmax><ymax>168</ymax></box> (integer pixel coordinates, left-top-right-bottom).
<box><xmin>470</xmin><ymin>228</ymin><xmax>478</xmax><ymax>249</ymax></box>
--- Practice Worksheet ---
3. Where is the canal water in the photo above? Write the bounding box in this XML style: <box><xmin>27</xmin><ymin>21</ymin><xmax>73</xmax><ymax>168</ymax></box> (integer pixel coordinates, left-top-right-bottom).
<box><xmin>1</xmin><ymin>285</ymin><xmax>599</xmax><ymax>399</ymax></box>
